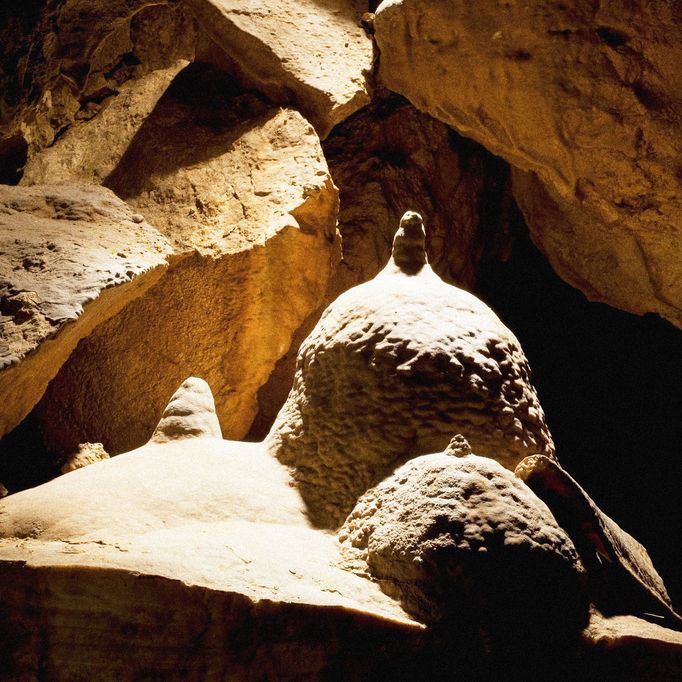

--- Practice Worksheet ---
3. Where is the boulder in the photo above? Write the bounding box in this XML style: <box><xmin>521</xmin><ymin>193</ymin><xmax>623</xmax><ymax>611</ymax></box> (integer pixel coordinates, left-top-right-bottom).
<box><xmin>60</xmin><ymin>442</ymin><xmax>109</xmax><ymax>474</ymax></box>
<box><xmin>340</xmin><ymin>446</ymin><xmax>588</xmax><ymax>650</ymax></box>
<box><xmin>32</xmin><ymin>78</ymin><xmax>337</xmax><ymax>455</ymax></box>
<box><xmin>269</xmin><ymin>212</ymin><xmax>554</xmax><ymax>528</ymax></box>
<box><xmin>0</xmin><ymin>183</ymin><xmax>172</xmax><ymax>440</ymax></box>
<box><xmin>374</xmin><ymin>0</ymin><xmax>682</xmax><ymax>327</ymax></box>
<box><xmin>185</xmin><ymin>0</ymin><xmax>374</xmax><ymax>138</ymax></box>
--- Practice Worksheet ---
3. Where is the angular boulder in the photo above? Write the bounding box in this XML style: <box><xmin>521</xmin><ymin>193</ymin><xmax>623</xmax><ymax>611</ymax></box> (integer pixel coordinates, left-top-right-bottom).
<box><xmin>34</xmin><ymin>71</ymin><xmax>338</xmax><ymax>455</ymax></box>
<box><xmin>0</xmin><ymin>183</ymin><xmax>172</xmax><ymax>440</ymax></box>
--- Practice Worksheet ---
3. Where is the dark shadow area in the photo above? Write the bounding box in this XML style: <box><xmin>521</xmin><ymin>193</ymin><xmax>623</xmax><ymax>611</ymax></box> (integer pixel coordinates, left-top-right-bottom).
<box><xmin>476</xmin><ymin>207</ymin><xmax>682</xmax><ymax>607</ymax></box>
<box><xmin>104</xmin><ymin>61</ymin><xmax>273</xmax><ymax>198</ymax></box>
<box><xmin>0</xmin><ymin>134</ymin><xmax>27</xmax><ymax>184</ymax></box>
<box><xmin>0</xmin><ymin>412</ymin><xmax>55</xmax><ymax>494</ymax></box>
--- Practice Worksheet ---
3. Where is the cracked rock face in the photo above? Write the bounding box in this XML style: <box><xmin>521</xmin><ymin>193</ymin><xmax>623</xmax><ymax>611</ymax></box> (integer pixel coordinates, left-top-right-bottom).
<box><xmin>269</xmin><ymin>212</ymin><xmax>554</xmax><ymax>528</ymax></box>
<box><xmin>186</xmin><ymin>0</ymin><xmax>373</xmax><ymax>138</ymax></box>
<box><xmin>339</xmin><ymin>447</ymin><xmax>588</xmax><ymax>646</ymax></box>
<box><xmin>0</xmin><ymin>183</ymin><xmax>172</xmax><ymax>440</ymax></box>
<box><xmin>32</xmin><ymin>81</ymin><xmax>337</xmax><ymax>456</ymax></box>
<box><xmin>375</xmin><ymin>0</ymin><xmax>682</xmax><ymax>328</ymax></box>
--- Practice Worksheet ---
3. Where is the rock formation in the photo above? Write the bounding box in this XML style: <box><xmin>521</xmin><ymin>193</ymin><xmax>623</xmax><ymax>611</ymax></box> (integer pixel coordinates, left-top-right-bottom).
<box><xmin>0</xmin><ymin>0</ymin><xmax>680</xmax><ymax>677</ymax></box>
<box><xmin>374</xmin><ymin>0</ymin><xmax>682</xmax><ymax>328</ymax></box>
<box><xmin>0</xmin><ymin>183</ymin><xmax>172</xmax><ymax>440</ymax></box>
<box><xmin>269</xmin><ymin>212</ymin><xmax>554</xmax><ymax>527</ymax></box>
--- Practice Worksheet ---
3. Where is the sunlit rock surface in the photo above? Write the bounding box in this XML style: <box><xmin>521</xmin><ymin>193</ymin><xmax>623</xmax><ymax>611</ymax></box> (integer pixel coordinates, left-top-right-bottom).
<box><xmin>0</xmin><ymin>183</ymin><xmax>172</xmax><ymax>440</ymax></box>
<box><xmin>269</xmin><ymin>213</ymin><xmax>554</xmax><ymax>528</ymax></box>
<box><xmin>185</xmin><ymin>0</ymin><xmax>373</xmax><ymax>138</ymax></box>
<box><xmin>32</xmin><ymin>76</ymin><xmax>338</xmax><ymax>455</ymax></box>
<box><xmin>375</xmin><ymin>0</ymin><xmax>682</xmax><ymax>327</ymax></box>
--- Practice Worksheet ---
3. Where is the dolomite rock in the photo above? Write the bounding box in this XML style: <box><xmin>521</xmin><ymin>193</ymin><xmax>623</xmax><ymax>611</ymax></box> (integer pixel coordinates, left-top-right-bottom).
<box><xmin>60</xmin><ymin>442</ymin><xmax>109</xmax><ymax>474</ymax></box>
<box><xmin>374</xmin><ymin>0</ymin><xmax>682</xmax><ymax>328</ymax></box>
<box><xmin>0</xmin><ymin>183</ymin><xmax>172</xmax><ymax>440</ymax></box>
<box><xmin>185</xmin><ymin>0</ymin><xmax>374</xmax><ymax>138</ymax></box>
<box><xmin>0</xmin><ymin>377</ymin><xmax>422</xmax><ymax>679</ymax></box>
<box><xmin>516</xmin><ymin>455</ymin><xmax>682</xmax><ymax>628</ymax></box>
<box><xmin>0</xmin><ymin>2</ymin><xmax>197</xmax><ymax>163</ymax></box>
<box><xmin>33</xmin><ymin>73</ymin><xmax>338</xmax><ymax>455</ymax></box>
<box><xmin>339</xmin><ymin>447</ymin><xmax>588</xmax><ymax>646</ymax></box>
<box><xmin>269</xmin><ymin>212</ymin><xmax>554</xmax><ymax>528</ymax></box>
<box><xmin>322</xmin><ymin>94</ymin><xmax>513</xmax><ymax>299</ymax></box>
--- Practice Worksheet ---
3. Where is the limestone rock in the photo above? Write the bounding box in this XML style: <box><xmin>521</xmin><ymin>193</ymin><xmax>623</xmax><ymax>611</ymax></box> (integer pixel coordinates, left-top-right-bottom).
<box><xmin>185</xmin><ymin>0</ymin><xmax>373</xmax><ymax>138</ymax></box>
<box><xmin>323</xmin><ymin>94</ymin><xmax>514</xmax><ymax>299</ymax></box>
<box><xmin>374</xmin><ymin>0</ymin><xmax>682</xmax><ymax>327</ymax></box>
<box><xmin>340</xmin><ymin>451</ymin><xmax>587</xmax><ymax>645</ymax></box>
<box><xmin>0</xmin><ymin>183</ymin><xmax>172</xmax><ymax>440</ymax></box>
<box><xmin>151</xmin><ymin>377</ymin><xmax>222</xmax><ymax>444</ymax></box>
<box><xmin>0</xmin><ymin>2</ymin><xmax>197</xmax><ymax>163</ymax></box>
<box><xmin>60</xmin><ymin>442</ymin><xmax>109</xmax><ymax>474</ymax></box>
<box><xmin>583</xmin><ymin>610</ymin><xmax>682</xmax><ymax>681</ymax></box>
<box><xmin>269</xmin><ymin>212</ymin><xmax>554</xmax><ymax>527</ymax></box>
<box><xmin>0</xmin><ymin>377</ymin><xmax>421</xmax><ymax>679</ymax></box>
<box><xmin>34</xmin><ymin>79</ymin><xmax>338</xmax><ymax>455</ymax></box>
<box><xmin>516</xmin><ymin>455</ymin><xmax>682</xmax><ymax>628</ymax></box>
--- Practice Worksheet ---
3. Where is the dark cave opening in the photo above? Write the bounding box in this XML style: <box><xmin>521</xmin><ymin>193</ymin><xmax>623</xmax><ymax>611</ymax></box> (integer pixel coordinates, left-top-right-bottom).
<box><xmin>476</xmin><ymin>209</ymin><xmax>682</xmax><ymax>607</ymax></box>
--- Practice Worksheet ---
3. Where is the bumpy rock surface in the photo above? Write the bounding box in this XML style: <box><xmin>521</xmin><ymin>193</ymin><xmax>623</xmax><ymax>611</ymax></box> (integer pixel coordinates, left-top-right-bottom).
<box><xmin>269</xmin><ymin>213</ymin><xmax>554</xmax><ymax>527</ymax></box>
<box><xmin>375</xmin><ymin>0</ymin><xmax>682</xmax><ymax>328</ymax></box>
<box><xmin>60</xmin><ymin>442</ymin><xmax>109</xmax><ymax>474</ymax></box>
<box><xmin>340</xmin><ymin>449</ymin><xmax>587</xmax><ymax>645</ymax></box>
<box><xmin>516</xmin><ymin>455</ymin><xmax>682</xmax><ymax>628</ymax></box>
<box><xmin>0</xmin><ymin>183</ymin><xmax>172</xmax><ymax>440</ymax></box>
<box><xmin>32</xmin><ymin>75</ymin><xmax>337</xmax><ymax>456</ymax></box>
<box><xmin>0</xmin><ymin>1</ymin><xmax>198</xmax><ymax>165</ymax></box>
<box><xmin>185</xmin><ymin>0</ymin><xmax>373</xmax><ymax>138</ymax></box>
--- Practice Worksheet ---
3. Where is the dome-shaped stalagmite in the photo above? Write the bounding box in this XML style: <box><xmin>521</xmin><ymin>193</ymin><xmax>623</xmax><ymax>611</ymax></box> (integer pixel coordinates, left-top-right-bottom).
<box><xmin>268</xmin><ymin>211</ymin><xmax>555</xmax><ymax>528</ymax></box>
<box><xmin>339</xmin><ymin>438</ymin><xmax>588</xmax><ymax>653</ymax></box>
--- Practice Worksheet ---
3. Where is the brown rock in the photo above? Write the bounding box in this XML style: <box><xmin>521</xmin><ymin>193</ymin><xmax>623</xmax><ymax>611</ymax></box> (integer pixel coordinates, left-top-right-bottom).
<box><xmin>0</xmin><ymin>183</ymin><xmax>172</xmax><ymax>440</ymax></box>
<box><xmin>60</xmin><ymin>442</ymin><xmax>109</xmax><ymax>474</ymax></box>
<box><xmin>583</xmin><ymin>609</ymin><xmax>682</xmax><ymax>680</ymax></box>
<box><xmin>340</xmin><ymin>448</ymin><xmax>588</xmax><ymax>646</ymax></box>
<box><xmin>374</xmin><ymin>0</ymin><xmax>682</xmax><ymax>327</ymax></box>
<box><xmin>322</xmin><ymin>94</ymin><xmax>514</xmax><ymax>299</ymax></box>
<box><xmin>0</xmin><ymin>377</ymin><xmax>421</xmax><ymax>679</ymax></box>
<box><xmin>34</xmin><ymin>77</ymin><xmax>337</xmax><ymax>455</ymax></box>
<box><xmin>516</xmin><ymin>454</ymin><xmax>682</xmax><ymax>628</ymax></box>
<box><xmin>0</xmin><ymin>2</ymin><xmax>197</xmax><ymax>162</ymax></box>
<box><xmin>269</xmin><ymin>212</ymin><xmax>555</xmax><ymax>528</ymax></box>
<box><xmin>185</xmin><ymin>0</ymin><xmax>374</xmax><ymax>138</ymax></box>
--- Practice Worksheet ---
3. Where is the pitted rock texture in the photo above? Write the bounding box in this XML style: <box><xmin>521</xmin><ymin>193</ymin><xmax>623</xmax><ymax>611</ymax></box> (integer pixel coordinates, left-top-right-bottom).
<box><xmin>374</xmin><ymin>0</ymin><xmax>682</xmax><ymax>328</ymax></box>
<box><xmin>0</xmin><ymin>377</ymin><xmax>420</xmax><ymax>679</ymax></box>
<box><xmin>269</xmin><ymin>213</ymin><xmax>554</xmax><ymax>528</ymax></box>
<box><xmin>185</xmin><ymin>0</ymin><xmax>373</xmax><ymax>138</ymax></box>
<box><xmin>60</xmin><ymin>442</ymin><xmax>109</xmax><ymax>474</ymax></box>
<box><xmin>0</xmin><ymin>183</ymin><xmax>172</xmax><ymax>440</ymax></box>
<box><xmin>339</xmin><ymin>452</ymin><xmax>587</xmax><ymax>642</ymax></box>
<box><xmin>34</xmin><ymin>94</ymin><xmax>337</xmax><ymax>456</ymax></box>
<box><xmin>516</xmin><ymin>454</ymin><xmax>682</xmax><ymax>628</ymax></box>
<box><xmin>323</xmin><ymin>94</ymin><xmax>514</xmax><ymax>299</ymax></box>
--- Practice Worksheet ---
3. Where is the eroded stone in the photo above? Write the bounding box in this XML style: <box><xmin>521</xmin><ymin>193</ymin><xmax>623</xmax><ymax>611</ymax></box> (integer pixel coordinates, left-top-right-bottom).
<box><xmin>0</xmin><ymin>183</ymin><xmax>172</xmax><ymax>440</ymax></box>
<box><xmin>269</xmin><ymin>212</ymin><xmax>554</xmax><ymax>527</ymax></box>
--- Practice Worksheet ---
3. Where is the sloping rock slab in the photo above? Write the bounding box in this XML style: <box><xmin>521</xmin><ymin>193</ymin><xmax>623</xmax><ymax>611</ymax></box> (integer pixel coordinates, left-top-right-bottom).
<box><xmin>0</xmin><ymin>183</ymin><xmax>172</xmax><ymax>439</ymax></box>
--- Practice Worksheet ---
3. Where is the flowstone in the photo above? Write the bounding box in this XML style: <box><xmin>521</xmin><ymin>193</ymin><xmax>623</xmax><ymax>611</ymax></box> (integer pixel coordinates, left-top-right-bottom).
<box><xmin>268</xmin><ymin>211</ymin><xmax>555</xmax><ymax>527</ymax></box>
